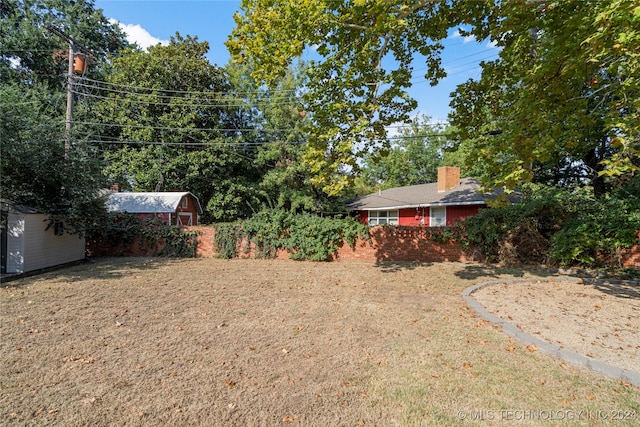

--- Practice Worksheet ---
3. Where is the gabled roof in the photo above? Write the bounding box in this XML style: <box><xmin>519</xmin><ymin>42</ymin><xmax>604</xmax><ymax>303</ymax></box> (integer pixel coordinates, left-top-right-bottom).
<box><xmin>347</xmin><ymin>178</ymin><xmax>496</xmax><ymax>211</ymax></box>
<box><xmin>106</xmin><ymin>192</ymin><xmax>203</xmax><ymax>214</ymax></box>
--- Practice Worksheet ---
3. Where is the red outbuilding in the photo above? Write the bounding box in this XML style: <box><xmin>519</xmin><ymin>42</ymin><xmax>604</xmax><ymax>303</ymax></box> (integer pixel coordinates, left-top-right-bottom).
<box><xmin>105</xmin><ymin>191</ymin><xmax>203</xmax><ymax>226</ymax></box>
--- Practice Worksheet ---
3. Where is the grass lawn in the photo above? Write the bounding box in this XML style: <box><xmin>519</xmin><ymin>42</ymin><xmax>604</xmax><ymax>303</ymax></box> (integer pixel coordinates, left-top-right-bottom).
<box><xmin>1</xmin><ymin>258</ymin><xmax>638</xmax><ymax>426</ymax></box>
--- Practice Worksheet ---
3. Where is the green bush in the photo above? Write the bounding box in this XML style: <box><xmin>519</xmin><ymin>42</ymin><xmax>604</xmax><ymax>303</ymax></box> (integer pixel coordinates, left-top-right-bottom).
<box><xmin>213</xmin><ymin>223</ymin><xmax>243</xmax><ymax>259</ymax></box>
<box><xmin>88</xmin><ymin>214</ymin><xmax>201</xmax><ymax>258</ymax></box>
<box><xmin>453</xmin><ymin>184</ymin><xmax>640</xmax><ymax>268</ymax></box>
<box><xmin>139</xmin><ymin>217</ymin><xmax>201</xmax><ymax>258</ymax></box>
<box><xmin>213</xmin><ymin>209</ymin><xmax>369</xmax><ymax>261</ymax></box>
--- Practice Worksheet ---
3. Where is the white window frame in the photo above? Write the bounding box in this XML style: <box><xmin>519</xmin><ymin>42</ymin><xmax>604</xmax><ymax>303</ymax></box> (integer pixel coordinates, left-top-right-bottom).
<box><xmin>429</xmin><ymin>206</ymin><xmax>446</xmax><ymax>227</ymax></box>
<box><xmin>368</xmin><ymin>210</ymin><xmax>398</xmax><ymax>226</ymax></box>
<box><xmin>181</xmin><ymin>197</ymin><xmax>188</xmax><ymax>209</ymax></box>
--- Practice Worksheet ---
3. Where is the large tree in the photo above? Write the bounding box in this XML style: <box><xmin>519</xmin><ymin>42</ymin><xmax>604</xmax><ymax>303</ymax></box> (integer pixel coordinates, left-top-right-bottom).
<box><xmin>89</xmin><ymin>34</ymin><xmax>262</xmax><ymax>222</ymax></box>
<box><xmin>226</xmin><ymin>62</ymin><xmax>346</xmax><ymax>214</ymax></box>
<box><xmin>227</xmin><ymin>0</ymin><xmax>638</xmax><ymax>195</ymax></box>
<box><xmin>227</xmin><ymin>0</ymin><xmax>457</xmax><ymax>195</ymax></box>
<box><xmin>357</xmin><ymin>115</ymin><xmax>457</xmax><ymax>192</ymax></box>
<box><xmin>1</xmin><ymin>83</ymin><xmax>106</xmax><ymax>235</ymax></box>
<box><xmin>0</xmin><ymin>0</ymin><xmax>129</xmax><ymax>232</ymax></box>
<box><xmin>448</xmin><ymin>0</ymin><xmax>639</xmax><ymax>195</ymax></box>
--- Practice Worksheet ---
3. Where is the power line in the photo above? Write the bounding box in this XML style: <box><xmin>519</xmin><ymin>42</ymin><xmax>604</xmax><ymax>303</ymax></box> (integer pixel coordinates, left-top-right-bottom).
<box><xmin>71</xmin><ymin>121</ymin><xmax>281</xmax><ymax>133</ymax></box>
<box><xmin>82</xmin><ymin>140</ymin><xmax>307</xmax><ymax>149</ymax></box>
<box><xmin>76</xmin><ymin>75</ymin><xmax>299</xmax><ymax>97</ymax></box>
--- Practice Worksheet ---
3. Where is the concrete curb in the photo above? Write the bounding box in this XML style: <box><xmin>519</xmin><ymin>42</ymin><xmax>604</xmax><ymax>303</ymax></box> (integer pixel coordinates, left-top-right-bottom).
<box><xmin>462</xmin><ymin>278</ymin><xmax>640</xmax><ymax>387</ymax></box>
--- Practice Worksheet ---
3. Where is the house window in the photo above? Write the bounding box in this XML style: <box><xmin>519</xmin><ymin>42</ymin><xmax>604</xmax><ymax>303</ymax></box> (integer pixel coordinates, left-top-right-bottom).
<box><xmin>368</xmin><ymin>210</ymin><xmax>398</xmax><ymax>226</ymax></box>
<box><xmin>430</xmin><ymin>206</ymin><xmax>446</xmax><ymax>227</ymax></box>
<box><xmin>181</xmin><ymin>197</ymin><xmax>188</xmax><ymax>209</ymax></box>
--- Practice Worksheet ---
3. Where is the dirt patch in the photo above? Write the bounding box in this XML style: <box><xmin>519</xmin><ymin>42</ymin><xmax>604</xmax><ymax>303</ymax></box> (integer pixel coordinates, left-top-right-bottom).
<box><xmin>1</xmin><ymin>259</ymin><xmax>638</xmax><ymax>426</ymax></box>
<box><xmin>472</xmin><ymin>278</ymin><xmax>640</xmax><ymax>373</ymax></box>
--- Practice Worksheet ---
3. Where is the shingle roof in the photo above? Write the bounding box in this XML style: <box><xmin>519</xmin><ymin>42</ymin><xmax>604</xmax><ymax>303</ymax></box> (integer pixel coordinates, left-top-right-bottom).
<box><xmin>106</xmin><ymin>192</ymin><xmax>203</xmax><ymax>214</ymax></box>
<box><xmin>346</xmin><ymin>178</ymin><xmax>494</xmax><ymax>211</ymax></box>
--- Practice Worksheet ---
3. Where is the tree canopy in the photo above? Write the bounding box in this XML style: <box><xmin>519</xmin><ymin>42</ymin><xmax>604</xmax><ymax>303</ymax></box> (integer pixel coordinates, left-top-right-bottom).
<box><xmin>356</xmin><ymin>115</ymin><xmax>456</xmax><ymax>192</ymax></box>
<box><xmin>227</xmin><ymin>0</ymin><xmax>639</xmax><ymax>194</ymax></box>
<box><xmin>449</xmin><ymin>0</ymin><xmax>639</xmax><ymax>194</ymax></box>
<box><xmin>85</xmin><ymin>34</ymin><xmax>263</xmax><ymax>222</ymax></box>
<box><xmin>0</xmin><ymin>0</ymin><xmax>129</xmax><ymax>233</ymax></box>
<box><xmin>228</xmin><ymin>0</ymin><xmax>456</xmax><ymax>194</ymax></box>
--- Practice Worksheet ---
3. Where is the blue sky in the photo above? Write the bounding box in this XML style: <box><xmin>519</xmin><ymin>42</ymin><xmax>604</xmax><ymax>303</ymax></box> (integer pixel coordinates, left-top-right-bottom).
<box><xmin>95</xmin><ymin>0</ymin><xmax>499</xmax><ymax>123</ymax></box>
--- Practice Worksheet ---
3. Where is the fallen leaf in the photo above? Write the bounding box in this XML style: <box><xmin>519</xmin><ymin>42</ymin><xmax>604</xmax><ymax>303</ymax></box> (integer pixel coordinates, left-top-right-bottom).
<box><xmin>526</xmin><ymin>345</ymin><xmax>538</xmax><ymax>352</ymax></box>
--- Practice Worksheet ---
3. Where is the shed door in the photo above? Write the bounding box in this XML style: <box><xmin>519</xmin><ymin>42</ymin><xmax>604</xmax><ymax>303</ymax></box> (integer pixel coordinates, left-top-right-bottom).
<box><xmin>177</xmin><ymin>212</ymin><xmax>193</xmax><ymax>226</ymax></box>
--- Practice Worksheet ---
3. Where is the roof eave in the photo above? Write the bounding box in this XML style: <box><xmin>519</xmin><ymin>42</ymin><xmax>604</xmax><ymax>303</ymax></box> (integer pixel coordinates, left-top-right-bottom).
<box><xmin>347</xmin><ymin>200</ymin><xmax>488</xmax><ymax>211</ymax></box>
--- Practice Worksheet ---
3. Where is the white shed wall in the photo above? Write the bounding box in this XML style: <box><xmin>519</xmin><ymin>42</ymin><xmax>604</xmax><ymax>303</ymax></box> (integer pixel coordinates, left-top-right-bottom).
<box><xmin>5</xmin><ymin>212</ymin><xmax>25</xmax><ymax>274</ymax></box>
<box><xmin>21</xmin><ymin>214</ymin><xmax>85</xmax><ymax>273</ymax></box>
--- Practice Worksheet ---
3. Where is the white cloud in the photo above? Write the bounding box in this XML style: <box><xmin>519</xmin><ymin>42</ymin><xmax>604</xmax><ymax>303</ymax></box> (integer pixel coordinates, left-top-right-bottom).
<box><xmin>109</xmin><ymin>18</ymin><xmax>168</xmax><ymax>50</ymax></box>
<box><xmin>486</xmin><ymin>38</ymin><xmax>499</xmax><ymax>49</ymax></box>
<box><xmin>451</xmin><ymin>29</ymin><xmax>476</xmax><ymax>44</ymax></box>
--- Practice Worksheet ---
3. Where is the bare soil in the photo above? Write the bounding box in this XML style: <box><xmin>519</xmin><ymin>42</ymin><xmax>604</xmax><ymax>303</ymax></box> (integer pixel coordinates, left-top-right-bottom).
<box><xmin>473</xmin><ymin>278</ymin><xmax>640</xmax><ymax>373</ymax></box>
<box><xmin>1</xmin><ymin>258</ymin><xmax>638</xmax><ymax>426</ymax></box>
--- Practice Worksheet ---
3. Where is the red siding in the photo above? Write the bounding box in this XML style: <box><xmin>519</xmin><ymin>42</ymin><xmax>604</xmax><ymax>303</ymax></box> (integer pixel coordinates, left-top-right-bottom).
<box><xmin>354</xmin><ymin>205</ymin><xmax>482</xmax><ymax>227</ymax></box>
<box><xmin>446</xmin><ymin>205</ymin><xmax>481</xmax><ymax>226</ymax></box>
<box><xmin>399</xmin><ymin>208</ymin><xmax>427</xmax><ymax>226</ymax></box>
<box><xmin>175</xmin><ymin>195</ymin><xmax>200</xmax><ymax>226</ymax></box>
<box><xmin>136</xmin><ymin>212</ymin><xmax>171</xmax><ymax>224</ymax></box>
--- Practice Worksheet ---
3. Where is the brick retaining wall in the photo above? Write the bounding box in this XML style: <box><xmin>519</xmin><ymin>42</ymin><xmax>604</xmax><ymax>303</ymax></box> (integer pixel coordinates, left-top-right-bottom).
<box><xmin>88</xmin><ymin>225</ymin><xmax>639</xmax><ymax>268</ymax></box>
<box><xmin>184</xmin><ymin>225</ymin><xmax>476</xmax><ymax>263</ymax></box>
<box><xmin>620</xmin><ymin>232</ymin><xmax>640</xmax><ymax>269</ymax></box>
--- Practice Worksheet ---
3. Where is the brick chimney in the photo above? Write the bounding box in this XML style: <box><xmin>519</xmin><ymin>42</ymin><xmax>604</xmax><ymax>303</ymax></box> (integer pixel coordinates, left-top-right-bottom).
<box><xmin>437</xmin><ymin>166</ymin><xmax>460</xmax><ymax>192</ymax></box>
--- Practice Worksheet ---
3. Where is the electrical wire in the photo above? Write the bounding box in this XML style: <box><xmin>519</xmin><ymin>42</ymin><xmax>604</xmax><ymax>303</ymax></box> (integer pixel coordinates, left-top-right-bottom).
<box><xmin>75</xmin><ymin>75</ymin><xmax>300</xmax><ymax>97</ymax></box>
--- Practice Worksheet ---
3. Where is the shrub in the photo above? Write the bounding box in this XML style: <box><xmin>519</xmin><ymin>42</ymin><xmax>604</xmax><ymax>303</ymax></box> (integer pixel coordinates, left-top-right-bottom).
<box><xmin>88</xmin><ymin>214</ymin><xmax>201</xmax><ymax>258</ymax></box>
<box><xmin>213</xmin><ymin>209</ymin><xmax>369</xmax><ymax>261</ymax></box>
<box><xmin>453</xmin><ymin>183</ymin><xmax>640</xmax><ymax>268</ymax></box>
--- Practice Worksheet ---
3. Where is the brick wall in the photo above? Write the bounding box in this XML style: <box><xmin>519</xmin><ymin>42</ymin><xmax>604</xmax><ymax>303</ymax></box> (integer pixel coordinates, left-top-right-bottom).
<box><xmin>184</xmin><ymin>225</ymin><xmax>476</xmax><ymax>263</ymax></box>
<box><xmin>620</xmin><ymin>232</ymin><xmax>640</xmax><ymax>269</ymax></box>
<box><xmin>334</xmin><ymin>226</ymin><xmax>478</xmax><ymax>262</ymax></box>
<box><xmin>88</xmin><ymin>225</ymin><xmax>638</xmax><ymax>269</ymax></box>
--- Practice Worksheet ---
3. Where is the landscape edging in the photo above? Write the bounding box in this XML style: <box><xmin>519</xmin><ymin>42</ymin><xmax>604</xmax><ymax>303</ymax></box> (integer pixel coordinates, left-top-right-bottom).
<box><xmin>462</xmin><ymin>278</ymin><xmax>640</xmax><ymax>387</ymax></box>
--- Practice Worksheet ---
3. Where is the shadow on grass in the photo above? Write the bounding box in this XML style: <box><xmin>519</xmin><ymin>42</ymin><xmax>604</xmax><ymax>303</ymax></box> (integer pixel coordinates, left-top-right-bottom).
<box><xmin>453</xmin><ymin>263</ymin><xmax>559</xmax><ymax>280</ymax></box>
<box><xmin>374</xmin><ymin>260</ymin><xmax>434</xmax><ymax>273</ymax></box>
<box><xmin>1</xmin><ymin>257</ymin><xmax>184</xmax><ymax>288</ymax></box>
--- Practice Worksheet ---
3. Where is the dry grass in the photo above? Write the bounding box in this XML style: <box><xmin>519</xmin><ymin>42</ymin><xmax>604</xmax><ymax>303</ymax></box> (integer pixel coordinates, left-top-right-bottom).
<box><xmin>1</xmin><ymin>258</ymin><xmax>638</xmax><ymax>426</ymax></box>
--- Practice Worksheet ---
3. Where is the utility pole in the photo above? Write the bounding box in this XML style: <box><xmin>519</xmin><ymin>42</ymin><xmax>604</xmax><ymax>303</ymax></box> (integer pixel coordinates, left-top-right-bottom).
<box><xmin>45</xmin><ymin>25</ymin><xmax>88</xmax><ymax>153</ymax></box>
<box><xmin>65</xmin><ymin>40</ymin><xmax>75</xmax><ymax>153</ymax></box>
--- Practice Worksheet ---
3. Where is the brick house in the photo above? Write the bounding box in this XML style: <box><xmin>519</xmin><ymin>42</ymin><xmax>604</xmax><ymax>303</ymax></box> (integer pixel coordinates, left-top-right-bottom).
<box><xmin>105</xmin><ymin>191</ymin><xmax>203</xmax><ymax>226</ymax></box>
<box><xmin>347</xmin><ymin>166</ymin><xmax>497</xmax><ymax>227</ymax></box>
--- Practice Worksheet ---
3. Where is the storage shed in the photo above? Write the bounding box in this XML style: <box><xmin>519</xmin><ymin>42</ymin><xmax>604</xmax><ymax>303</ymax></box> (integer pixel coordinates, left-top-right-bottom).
<box><xmin>1</xmin><ymin>200</ymin><xmax>86</xmax><ymax>275</ymax></box>
<box><xmin>105</xmin><ymin>192</ymin><xmax>203</xmax><ymax>226</ymax></box>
